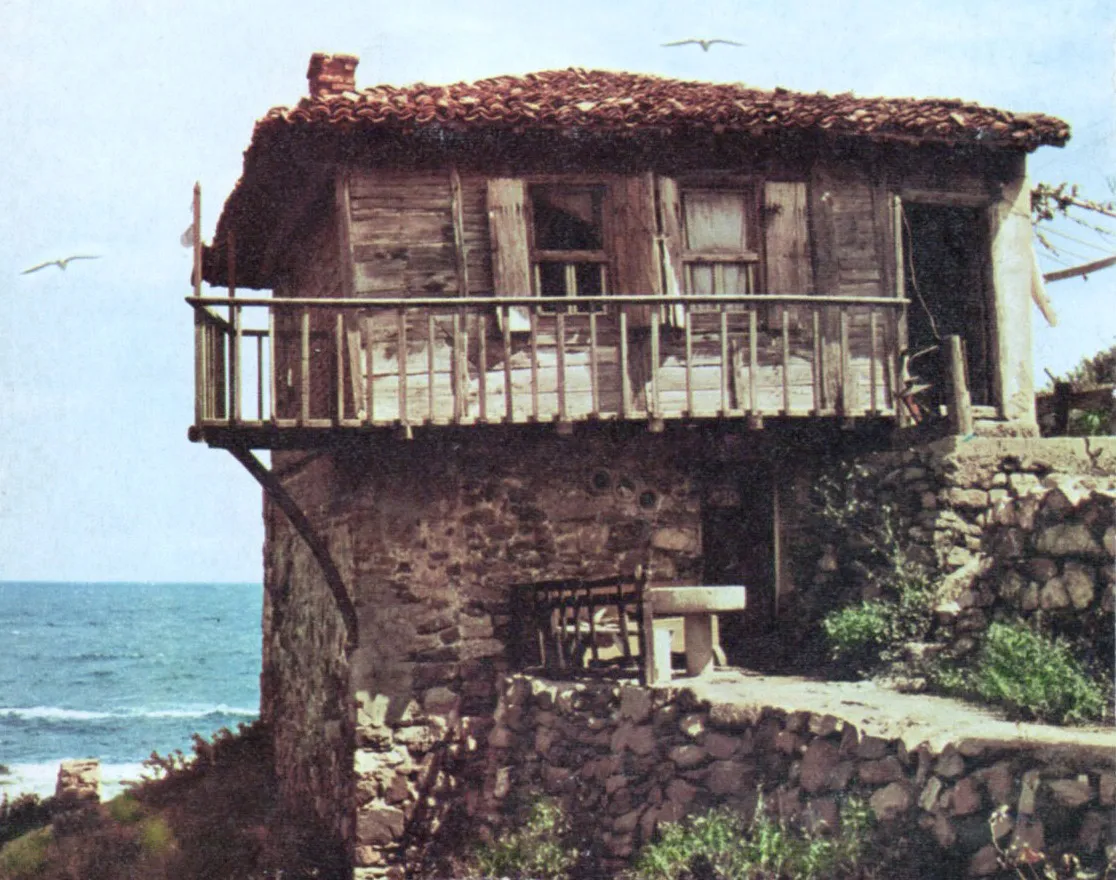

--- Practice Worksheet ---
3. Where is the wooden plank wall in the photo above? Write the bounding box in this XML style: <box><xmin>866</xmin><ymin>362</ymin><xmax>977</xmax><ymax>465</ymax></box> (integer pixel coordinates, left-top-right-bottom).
<box><xmin>305</xmin><ymin>165</ymin><xmax>904</xmax><ymax>425</ymax></box>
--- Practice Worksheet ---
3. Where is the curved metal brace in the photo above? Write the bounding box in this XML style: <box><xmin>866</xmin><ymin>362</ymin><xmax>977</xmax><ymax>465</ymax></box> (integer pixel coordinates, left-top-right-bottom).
<box><xmin>227</xmin><ymin>445</ymin><xmax>359</xmax><ymax>653</ymax></box>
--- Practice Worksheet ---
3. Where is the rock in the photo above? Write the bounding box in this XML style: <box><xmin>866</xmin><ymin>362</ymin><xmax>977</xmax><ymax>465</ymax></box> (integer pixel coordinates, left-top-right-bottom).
<box><xmin>678</xmin><ymin>713</ymin><xmax>706</xmax><ymax>739</ymax></box>
<box><xmin>856</xmin><ymin>736</ymin><xmax>890</xmax><ymax>760</ymax></box>
<box><xmin>704</xmin><ymin>732</ymin><xmax>739</xmax><ymax>760</ymax></box>
<box><xmin>707</xmin><ymin>760</ymin><xmax>754</xmax><ymax>795</ymax></box>
<box><xmin>620</xmin><ymin>686</ymin><xmax>653</xmax><ymax>724</ymax></box>
<box><xmin>859</xmin><ymin>757</ymin><xmax>904</xmax><ymax>785</ymax></box>
<box><xmin>969</xmin><ymin>844</ymin><xmax>1001</xmax><ymax>877</ymax></box>
<box><xmin>919</xmin><ymin>777</ymin><xmax>944</xmax><ymax>811</ymax></box>
<box><xmin>708</xmin><ymin>702</ymin><xmax>762</xmax><ymax>731</ymax></box>
<box><xmin>1047</xmin><ymin>777</ymin><xmax>1093</xmax><ymax>808</ymax></box>
<box><xmin>869</xmin><ymin>782</ymin><xmax>912</xmax><ymax>821</ymax></box>
<box><xmin>1099</xmin><ymin>772</ymin><xmax>1115</xmax><ymax>806</ymax></box>
<box><xmin>666</xmin><ymin>778</ymin><xmax>698</xmax><ymax>805</ymax></box>
<box><xmin>55</xmin><ymin>759</ymin><xmax>100</xmax><ymax>806</ymax></box>
<box><xmin>799</xmin><ymin>739</ymin><xmax>840</xmax><ymax>793</ymax></box>
<box><xmin>1039</xmin><ymin>579</ymin><xmax>1071</xmax><ymax>610</ymax></box>
<box><xmin>1061</xmin><ymin>562</ymin><xmax>1096</xmax><ymax>608</ymax></box>
<box><xmin>421</xmin><ymin>686</ymin><xmax>459</xmax><ymax>715</ymax></box>
<box><xmin>1076</xmin><ymin>810</ymin><xmax>1110</xmax><ymax>852</ymax></box>
<box><xmin>357</xmin><ymin>805</ymin><xmax>405</xmax><ymax>845</ymax></box>
<box><xmin>1035</xmin><ymin>524</ymin><xmax>1102</xmax><ymax>557</ymax></box>
<box><xmin>977</xmin><ymin>761</ymin><xmax>1015</xmax><ymax>806</ymax></box>
<box><xmin>934</xmin><ymin>748</ymin><xmax>966</xmax><ymax>779</ymax></box>
<box><xmin>668</xmin><ymin>744</ymin><xmax>707</xmax><ymax>769</ymax></box>
<box><xmin>651</xmin><ymin>527</ymin><xmax>699</xmax><ymax>552</ymax></box>
<box><xmin>1104</xmin><ymin>526</ymin><xmax>1116</xmax><ymax>558</ymax></box>
<box><xmin>946</xmin><ymin>488</ymin><xmax>989</xmax><ymax>509</ymax></box>
<box><xmin>1018</xmin><ymin>770</ymin><xmax>1041</xmax><ymax>815</ymax></box>
<box><xmin>949</xmin><ymin>777</ymin><xmax>983</xmax><ymax>816</ymax></box>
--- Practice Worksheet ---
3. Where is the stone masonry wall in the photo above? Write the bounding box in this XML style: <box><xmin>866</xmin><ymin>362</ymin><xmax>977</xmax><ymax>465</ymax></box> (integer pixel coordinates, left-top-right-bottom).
<box><xmin>799</xmin><ymin>437</ymin><xmax>1116</xmax><ymax>669</ymax></box>
<box><xmin>481</xmin><ymin>673</ymin><xmax>1116</xmax><ymax>878</ymax></box>
<box><xmin>267</xmin><ymin>427</ymin><xmax>751</xmax><ymax>878</ymax></box>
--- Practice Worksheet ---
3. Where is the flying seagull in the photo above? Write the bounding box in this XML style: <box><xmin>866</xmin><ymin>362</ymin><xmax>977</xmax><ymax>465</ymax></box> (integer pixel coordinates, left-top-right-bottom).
<box><xmin>21</xmin><ymin>255</ymin><xmax>101</xmax><ymax>275</ymax></box>
<box><xmin>662</xmin><ymin>38</ymin><xmax>744</xmax><ymax>52</ymax></box>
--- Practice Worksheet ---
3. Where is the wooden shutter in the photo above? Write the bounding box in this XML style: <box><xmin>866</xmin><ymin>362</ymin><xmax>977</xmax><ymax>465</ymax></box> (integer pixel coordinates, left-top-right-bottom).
<box><xmin>487</xmin><ymin>178</ymin><xmax>532</xmax><ymax>330</ymax></box>
<box><xmin>657</xmin><ymin>176</ymin><xmax>686</xmax><ymax>325</ymax></box>
<box><xmin>612</xmin><ymin>173</ymin><xmax>661</xmax><ymax>327</ymax></box>
<box><xmin>764</xmin><ymin>182</ymin><xmax>811</xmax><ymax>295</ymax></box>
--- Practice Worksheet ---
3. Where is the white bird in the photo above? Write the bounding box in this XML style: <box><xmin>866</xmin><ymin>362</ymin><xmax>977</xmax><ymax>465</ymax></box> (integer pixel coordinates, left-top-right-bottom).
<box><xmin>662</xmin><ymin>38</ymin><xmax>744</xmax><ymax>52</ymax></box>
<box><xmin>21</xmin><ymin>255</ymin><xmax>101</xmax><ymax>275</ymax></box>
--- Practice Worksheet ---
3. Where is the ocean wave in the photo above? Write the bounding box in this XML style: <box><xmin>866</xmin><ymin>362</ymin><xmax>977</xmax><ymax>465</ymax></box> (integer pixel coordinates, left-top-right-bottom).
<box><xmin>0</xmin><ymin>705</ymin><xmax>258</xmax><ymax>723</ymax></box>
<box><xmin>0</xmin><ymin>761</ymin><xmax>149</xmax><ymax>799</ymax></box>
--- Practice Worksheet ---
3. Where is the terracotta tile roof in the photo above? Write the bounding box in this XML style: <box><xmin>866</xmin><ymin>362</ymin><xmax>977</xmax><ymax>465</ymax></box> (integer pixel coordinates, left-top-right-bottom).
<box><xmin>258</xmin><ymin>68</ymin><xmax>1069</xmax><ymax>151</ymax></box>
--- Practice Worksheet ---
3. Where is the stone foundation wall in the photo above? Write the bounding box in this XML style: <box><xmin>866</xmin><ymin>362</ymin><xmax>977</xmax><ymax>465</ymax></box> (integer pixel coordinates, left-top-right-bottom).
<box><xmin>481</xmin><ymin>674</ymin><xmax>1116</xmax><ymax>878</ymax></box>
<box><xmin>267</xmin><ymin>428</ymin><xmax>754</xmax><ymax>877</ymax></box>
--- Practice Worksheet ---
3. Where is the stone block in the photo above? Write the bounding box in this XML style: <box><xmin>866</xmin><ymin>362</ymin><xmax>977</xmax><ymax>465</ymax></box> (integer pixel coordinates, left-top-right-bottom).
<box><xmin>1035</xmin><ymin>523</ymin><xmax>1102</xmax><ymax>557</ymax></box>
<box><xmin>357</xmin><ymin>805</ymin><xmax>406</xmax><ymax>846</ymax></box>
<box><xmin>1099</xmin><ymin>772</ymin><xmax>1115</xmax><ymax>806</ymax></box>
<box><xmin>668</xmin><ymin>744</ymin><xmax>707</xmax><ymax>769</ymax></box>
<box><xmin>949</xmin><ymin>777</ymin><xmax>983</xmax><ymax>816</ymax></box>
<box><xmin>421</xmin><ymin>686</ymin><xmax>459</xmax><ymax>715</ymax></box>
<box><xmin>620</xmin><ymin>686</ymin><xmax>653</xmax><ymax>724</ymax></box>
<box><xmin>869</xmin><ymin>782</ymin><xmax>912</xmax><ymax>821</ymax></box>
<box><xmin>1062</xmin><ymin>562</ymin><xmax>1096</xmax><ymax>608</ymax></box>
<box><xmin>918</xmin><ymin>776</ymin><xmax>944</xmax><ymax>812</ymax></box>
<box><xmin>707</xmin><ymin>760</ymin><xmax>754</xmax><ymax>795</ymax></box>
<box><xmin>1076</xmin><ymin>810</ymin><xmax>1111</xmax><ymax>852</ymax></box>
<box><xmin>666</xmin><ymin>778</ymin><xmax>698</xmax><ymax>805</ymax></box>
<box><xmin>708</xmin><ymin>702</ymin><xmax>762</xmax><ymax>731</ymax></box>
<box><xmin>968</xmin><ymin>844</ymin><xmax>1001</xmax><ymax>877</ymax></box>
<box><xmin>1047</xmin><ymin>777</ymin><xmax>1093</xmax><ymax>808</ymax></box>
<box><xmin>859</xmin><ymin>756</ymin><xmax>904</xmax><ymax>785</ymax></box>
<box><xmin>678</xmin><ymin>713</ymin><xmax>706</xmax><ymax>739</ymax></box>
<box><xmin>704</xmin><ymin>732</ymin><xmax>739</xmax><ymax>760</ymax></box>
<box><xmin>934</xmin><ymin>747</ymin><xmax>966</xmax><ymax>779</ymax></box>
<box><xmin>856</xmin><ymin>735</ymin><xmax>890</xmax><ymax>760</ymax></box>
<box><xmin>977</xmin><ymin>761</ymin><xmax>1015</xmax><ymax>806</ymax></box>
<box><xmin>799</xmin><ymin>739</ymin><xmax>840</xmax><ymax>793</ymax></box>
<box><xmin>1039</xmin><ymin>579</ymin><xmax>1071</xmax><ymax>610</ymax></box>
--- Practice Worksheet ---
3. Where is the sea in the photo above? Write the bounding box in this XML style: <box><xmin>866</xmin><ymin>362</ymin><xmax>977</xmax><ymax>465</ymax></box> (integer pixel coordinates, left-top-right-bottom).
<box><xmin>0</xmin><ymin>581</ymin><xmax>262</xmax><ymax>802</ymax></box>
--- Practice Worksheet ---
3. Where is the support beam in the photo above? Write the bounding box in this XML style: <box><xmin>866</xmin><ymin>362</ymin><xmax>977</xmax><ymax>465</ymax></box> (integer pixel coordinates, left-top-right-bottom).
<box><xmin>226</xmin><ymin>445</ymin><xmax>359</xmax><ymax>653</ymax></box>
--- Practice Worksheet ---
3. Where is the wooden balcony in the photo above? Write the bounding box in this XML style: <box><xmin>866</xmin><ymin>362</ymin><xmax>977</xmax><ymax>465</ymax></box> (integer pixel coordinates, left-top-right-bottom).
<box><xmin>187</xmin><ymin>293</ymin><xmax>907</xmax><ymax>449</ymax></box>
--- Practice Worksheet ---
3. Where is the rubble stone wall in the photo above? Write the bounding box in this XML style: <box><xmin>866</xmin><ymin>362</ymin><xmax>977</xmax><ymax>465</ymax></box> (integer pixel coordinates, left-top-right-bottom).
<box><xmin>266</xmin><ymin>428</ymin><xmax>739</xmax><ymax>878</ymax></box>
<box><xmin>801</xmin><ymin>437</ymin><xmax>1116</xmax><ymax>668</ymax></box>
<box><xmin>481</xmin><ymin>674</ymin><xmax>1116</xmax><ymax>878</ymax></box>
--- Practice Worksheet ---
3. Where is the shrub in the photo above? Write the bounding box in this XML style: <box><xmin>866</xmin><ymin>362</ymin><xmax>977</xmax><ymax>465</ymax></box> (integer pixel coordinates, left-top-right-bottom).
<box><xmin>0</xmin><ymin>794</ymin><xmax>55</xmax><ymax>850</ymax></box>
<box><xmin>822</xmin><ymin>601</ymin><xmax>894</xmax><ymax>672</ymax></box>
<box><xmin>0</xmin><ymin>826</ymin><xmax>51</xmax><ymax>879</ymax></box>
<box><xmin>461</xmin><ymin>797</ymin><xmax>578</xmax><ymax>880</ymax></box>
<box><xmin>934</xmin><ymin>622</ymin><xmax>1107</xmax><ymax>725</ymax></box>
<box><xmin>629</xmin><ymin>797</ymin><xmax>874</xmax><ymax>880</ymax></box>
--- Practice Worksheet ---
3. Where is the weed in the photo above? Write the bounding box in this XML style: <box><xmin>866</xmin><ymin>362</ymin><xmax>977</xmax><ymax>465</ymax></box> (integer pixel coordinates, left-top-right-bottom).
<box><xmin>629</xmin><ymin>795</ymin><xmax>874</xmax><ymax>880</ymax></box>
<box><xmin>459</xmin><ymin>797</ymin><xmax>578</xmax><ymax>880</ymax></box>
<box><xmin>933</xmin><ymin>622</ymin><xmax>1106</xmax><ymax>725</ymax></box>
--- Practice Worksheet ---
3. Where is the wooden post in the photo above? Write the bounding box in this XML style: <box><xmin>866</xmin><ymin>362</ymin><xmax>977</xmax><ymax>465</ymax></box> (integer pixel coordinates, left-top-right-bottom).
<box><xmin>228</xmin><ymin>230</ymin><xmax>239</xmax><ymax>424</ymax></box>
<box><xmin>947</xmin><ymin>334</ymin><xmax>974</xmax><ymax>436</ymax></box>
<box><xmin>1053</xmin><ymin>381</ymin><xmax>1072</xmax><ymax>435</ymax></box>
<box><xmin>192</xmin><ymin>182</ymin><xmax>202</xmax><ymax>300</ymax></box>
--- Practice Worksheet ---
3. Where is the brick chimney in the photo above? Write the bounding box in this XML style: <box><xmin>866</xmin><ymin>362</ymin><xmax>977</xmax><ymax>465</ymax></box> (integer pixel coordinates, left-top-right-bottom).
<box><xmin>307</xmin><ymin>52</ymin><xmax>359</xmax><ymax>98</ymax></box>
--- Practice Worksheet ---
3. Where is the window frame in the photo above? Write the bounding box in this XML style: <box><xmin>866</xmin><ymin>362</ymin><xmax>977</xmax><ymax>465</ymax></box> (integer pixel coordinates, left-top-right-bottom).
<box><xmin>675</xmin><ymin>178</ymin><xmax>764</xmax><ymax>300</ymax></box>
<box><xmin>525</xmin><ymin>179</ymin><xmax>614</xmax><ymax>312</ymax></box>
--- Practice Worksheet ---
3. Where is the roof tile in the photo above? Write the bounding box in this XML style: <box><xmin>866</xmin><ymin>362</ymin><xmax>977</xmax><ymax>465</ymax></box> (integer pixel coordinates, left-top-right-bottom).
<box><xmin>248</xmin><ymin>68</ymin><xmax>1067</xmax><ymax>150</ymax></box>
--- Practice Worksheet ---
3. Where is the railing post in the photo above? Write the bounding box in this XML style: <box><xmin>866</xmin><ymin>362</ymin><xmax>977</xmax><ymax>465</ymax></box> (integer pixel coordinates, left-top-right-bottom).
<box><xmin>947</xmin><ymin>334</ymin><xmax>974</xmax><ymax>436</ymax></box>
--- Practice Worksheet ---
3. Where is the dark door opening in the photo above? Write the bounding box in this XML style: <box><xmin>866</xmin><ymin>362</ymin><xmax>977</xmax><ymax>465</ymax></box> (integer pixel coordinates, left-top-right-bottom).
<box><xmin>701</xmin><ymin>470</ymin><xmax>774</xmax><ymax>668</ymax></box>
<box><xmin>902</xmin><ymin>203</ymin><xmax>993</xmax><ymax>408</ymax></box>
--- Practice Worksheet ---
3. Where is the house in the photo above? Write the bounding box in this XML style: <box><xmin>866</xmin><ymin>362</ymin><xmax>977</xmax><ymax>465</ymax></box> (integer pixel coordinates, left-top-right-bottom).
<box><xmin>189</xmin><ymin>53</ymin><xmax>1067</xmax><ymax>877</ymax></box>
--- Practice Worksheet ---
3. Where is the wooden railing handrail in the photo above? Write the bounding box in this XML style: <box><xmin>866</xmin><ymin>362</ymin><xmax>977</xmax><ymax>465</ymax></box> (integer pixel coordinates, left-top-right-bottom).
<box><xmin>187</xmin><ymin>293</ymin><xmax>911</xmax><ymax>310</ymax></box>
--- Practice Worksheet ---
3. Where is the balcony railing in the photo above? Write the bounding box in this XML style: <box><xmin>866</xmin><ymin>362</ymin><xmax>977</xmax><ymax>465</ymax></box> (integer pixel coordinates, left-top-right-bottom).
<box><xmin>188</xmin><ymin>293</ymin><xmax>907</xmax><ymax>447</ymax></box>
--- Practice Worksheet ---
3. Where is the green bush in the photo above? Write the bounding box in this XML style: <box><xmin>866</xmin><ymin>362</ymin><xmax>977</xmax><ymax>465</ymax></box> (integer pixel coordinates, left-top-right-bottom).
<box><xmin>0</xmin><ymin>827</ymin><xmax>51</xmax><ymax>879</ymax></box>
<box><xmin>462</xmin><ymin>797</ymin><xmax>578</xmax><ymax>880</ymax></box>
<box><xmin>629</xmin><ymin>797</ymin><xmax>874</xmax><ymax>880</ymax></box>
<box><xmin>822</xmin><ymin>601</ymin><xmax>894</xmax><ymax>671</ymax></box>
<box><xmin>935</xmin><ymin>622</ymin><xmax>1106</xmax><ymax>725</ymax></box>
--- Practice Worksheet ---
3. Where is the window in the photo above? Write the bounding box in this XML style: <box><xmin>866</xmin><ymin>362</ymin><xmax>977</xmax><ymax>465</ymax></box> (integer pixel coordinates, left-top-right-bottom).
<box><xmin>679</xmin><ymin>186</ymin><xmax>760</xmax><ymax>304</ymax></box>
<box><xmin>528</xmin><ymin>184</ymin><xmax>609</xmax><ymax>310</ymax></box>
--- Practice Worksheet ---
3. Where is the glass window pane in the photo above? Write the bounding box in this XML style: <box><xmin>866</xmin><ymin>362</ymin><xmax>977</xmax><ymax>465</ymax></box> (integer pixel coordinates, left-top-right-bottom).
<box><xmin>683</xmin><ymin>190</ymin><xmax>749</xmax><ymax>252</ymax></box>
<box><xmin>531</xmin><ymin>185</ymin><xmax>604</xmax><ymax>251</ymax></box>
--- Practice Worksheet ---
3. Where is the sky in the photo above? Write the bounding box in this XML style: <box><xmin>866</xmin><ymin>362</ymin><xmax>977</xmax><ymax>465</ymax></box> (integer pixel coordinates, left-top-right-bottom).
<box><xmin>0</xmin><ymin>0</ymin><xmax>1112</xmax><ymax>583</ymax></box>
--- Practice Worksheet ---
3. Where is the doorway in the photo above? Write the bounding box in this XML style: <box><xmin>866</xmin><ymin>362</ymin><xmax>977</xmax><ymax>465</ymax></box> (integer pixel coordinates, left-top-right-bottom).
<box><xmin>701</xmin><ymin>469</ymin><xmax>775</xmax><ymax>667</ymax></box>
<box><xmin>901</xmin><ymin>202</ymin><xmax>993</xmax><ymax>408</ymax></box>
